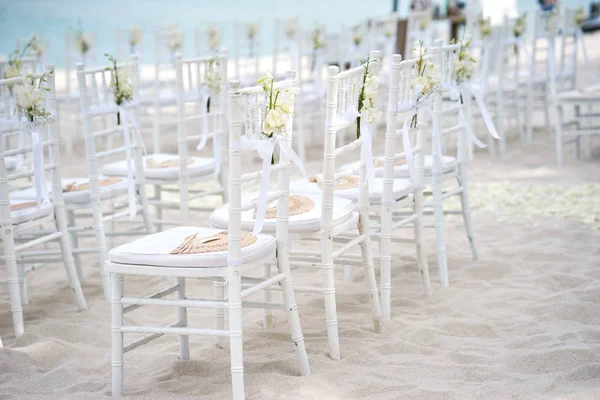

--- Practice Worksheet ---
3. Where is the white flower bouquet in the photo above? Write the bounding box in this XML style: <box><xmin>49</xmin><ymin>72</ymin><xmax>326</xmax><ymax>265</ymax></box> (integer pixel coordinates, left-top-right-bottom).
<box><xmin>479</xmin><ymin>15</ymin><xmax>492</xmax><ymax>39</ymax></box>
<box><xmin>410</xmin><ymin>41</ymin><xmax>442</xmax><ymax>128</ymax></box>
<box><xmin>76</xmin><ymin>31</ymin><xmax>91</xmax><ymax>55</ymax></box>
<box><xmin>257</xmin><ymin>72</ymin><xmax>296</xmax><ymax>142</ymax></box>
<box><xmin>247</xmin><ymin>23</ymin><xmax>258</xmax><ymax>40</ymax></box>
<box><xmin>105</xmin><ymin>54</ymin><xmax>133</xmax><ymax>125</ymax></box>
<box><xmin>574</xmin><ymin>7</ymin><xmax>585</xmax><ymax>27</ymax></box>
<box><xmin>357</xmin><ymin>55</ymin><xmax>382</xmax><ymax>138</ymax></box>
<box><xmin>14</xmin><ymin>72</ymin><xmax>54</xmax><ymax>126</ymax></box>
<box><xmin>129</xmin><ymin>26</ymin><xmax>142</xmax><ymax>49</ymax></box>
<box><xmin>545</xmin><ymin>8</ymin><xmax>560</xmax><ymax>36</ymax></box>
<box><xmin>4</xmin><ymin>37</ymin><xmax>36</xmax><ymax>80</ymax></box>
<box><xmin>167</xmin><ymin>29</ymin><xmax>184</xmax><ymax>54</ymax></box>
<box><xmin>207</xmin><ymin>25</ymin><xmax>220</xmax><ymax>52</ymax></box>
<box><xmin>352</xmin><ymin>25</ymin><xmax>362</xmax><ymax>47</ymax></box>
<box><xmin>285</xmin><ymin>18</ymin><xmax>298</xmax><ymax>40</ymax></box>
<box><xmin>450</xmin><ymin>39</ymin><xmax>476</xmax><ymax>103</ymax></box>
<box><xmin>513</xmin><ymin>13</ymin><xmax>527</xmax><ymax>38</ymax></box>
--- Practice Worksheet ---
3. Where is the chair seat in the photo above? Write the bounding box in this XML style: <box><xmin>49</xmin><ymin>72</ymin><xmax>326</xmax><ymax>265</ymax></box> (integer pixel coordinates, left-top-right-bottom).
<box><xmin>8</xmin><ymin>200</ymin><xmax>54</xmax><ymax>225</ymax></box>
<box><xmin>11</xmin><ymin>177</ymin><xmax>129</xmax><ymax>204</ymax></box>
<box><xmin>289</xmin><ymin>176</ymin><xmax>413</xmax><ymax>205</ymax></box>
<box><xmin>341</xmin><ymin>155</ymin><xmax>457</xmax><ymax>179</ymax></box>
<box><xmin>209</xmin><ymin>193</ymin><xmax>354</xmax><ymax>233</ymax></box>
<box><xmin>103</xmin><ymin>153</ymin><xmax>216</xmax><ymax>180</ymax></box>
<box><xmin>108</xmin><ymin>226</ymin><xmax>276</xmax><ymax>268</ymax></box>
<box><xmin>557</xmin><ymin>84</ymin><xmax>600</xmax><ymax>101</ymax></box>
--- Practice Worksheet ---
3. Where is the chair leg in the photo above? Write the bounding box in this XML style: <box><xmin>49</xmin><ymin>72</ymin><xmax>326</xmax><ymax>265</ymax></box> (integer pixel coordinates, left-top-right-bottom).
<box><xmin>276</xmin><ymin>254</ymin><xmax>311</xmax><ymax>376</ymax></box>
<box><xmin>4</xmin><ymin>234</ymin><xmax>25</xmax><ymax>338</ymax></box>
<box><xmin>175</xmin><ymin>277</ymin><xmax>190</xmax><ymax>360</ymax></box>
<box><xmin>111</xmin><ymin>273</ymin><xmax>124</xmax><ymax>397</ymax></box>
<box><xmin>228</xmin><ymin>269</ymin><xmax>245</xmax><ymax>400</ymax></box>
<box><xmin>379</xmin><ymin>204</ymin><xmax>392</xmax><ymax>321</ymax></box>
<box><xmin>214</xmin><ymin>279</ymin><xmax>226</xmax><ymax>348</ymax></box>
<box><xmin>321</xmin><ymin>236</ymin><xmax>341</xmax><ymax>360</ymax></box>
<box><xmin>138</xmin><ymin>185</ymin><xmax>155</xmax><ymax>235</ymax></box>
<box><xmin>343</xmin><ymin>264</ymin><xmax>353</xmax><ymax>283</ymax></box>
<box><xmin>91</xmin><ymin>199</ymin><xmax>110</xmax><ymax>300</ymax></box>
<box><xmin>357</xmin><ymin>209</ymin><xmax>383</xmax><ymax>334</ymax></box>
<box><xmin>543</xmin><ymin>94</ymin><xmax>552</xmax><ymax>136</ymax></box>
<box><xmin>457</xmin><ymin>164</ymin><xmax>479</xmax><ymax>261</ymax></box>
<box><xmin>56</xmin><ymin>206</ymin><xmax>87</xmax><ymax>310</ymax></box>
<box><xmin>66</xmin><ymin>209</ymin><xmax>83</xmax><ymax>282</ymax></box>
<box><xmin>526</xmin><ymin>84</ymin><xmax>534</xmax><ymax>144</ymax></box>
<box><xmin>17</xmin><ymin>261</ymin><xmax>28</xmax><ymax>306</ymax></box>
<box><xmin>555</xmin><ymin>103</ymin><xmax>564</xmax><ymax>167</ymax></box>
<box><xmin>432</xmin><ymin>168</ymin><xmax>449</xmax><ymax>287</ymax></box>
<box><xmin>413</xmin><ymin>186</ymin><xmax>432</xmax><ymax>296</ymax></box>
<box><xmin>262</xmin><ymin>264</ymin><xmax>273</xmax><ymax>329</ymax></box>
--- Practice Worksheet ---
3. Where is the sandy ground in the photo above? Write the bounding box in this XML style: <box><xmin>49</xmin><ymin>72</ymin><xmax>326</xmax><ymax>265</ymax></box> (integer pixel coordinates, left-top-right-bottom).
<box><xmin>1</xmin><ymin>33</ymin><xmax>600</xmax><ymax>400</ymax></box>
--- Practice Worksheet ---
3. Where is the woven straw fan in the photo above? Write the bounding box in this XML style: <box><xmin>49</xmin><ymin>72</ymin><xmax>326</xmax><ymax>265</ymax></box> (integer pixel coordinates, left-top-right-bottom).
<box><xmin>10</xmin><ymin>201</ymin><xmax>38</xmax><ymax>211</ymax></box>
<box><xmin>63</xmin><ymin>177</ymin><xmax>122</xmax><ymax>192</ymax></box>
<box><xmin>170</xmin><ymin>230</ymin><xmax>257</xmax><ymax>254</ymax></box>
<box><xmin>252</xmin><ymin>195</ymin><xmax>315</xmax><ymax>219</ymax></box>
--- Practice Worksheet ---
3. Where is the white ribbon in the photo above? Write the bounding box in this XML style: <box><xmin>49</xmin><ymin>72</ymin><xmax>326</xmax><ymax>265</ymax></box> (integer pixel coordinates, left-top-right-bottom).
<box><xmin>313</xmin><ymin>50</ymin><xmax>325</xmax><ymax>96</ymax></box>
<box><xmin>116</xmin><ymin>106</ymin><xmax>146</xmax><ymax>221</ymax></box>
<box><xmin>396</xmin><ymin>101</ymin><xmax>419</xmax><ymax>182</ymax></box>
<box><xmin>238</xmin><ymin>131</ymin><xmax>306</xmax><ymax>235</ymax></box>
<box><xmin>29</xmin><ymin>128</ymin><xmax>48</xmax><ymax>206</ymax></box>
<box><xmin>461</xmin><ymin>82</ymin><xmax>501</xmax><ymax>141</ymax></box>
<box><xmin>343</xmin><ymin>106</ymin><xmax>375</xmax><ymax>189</ymax></box>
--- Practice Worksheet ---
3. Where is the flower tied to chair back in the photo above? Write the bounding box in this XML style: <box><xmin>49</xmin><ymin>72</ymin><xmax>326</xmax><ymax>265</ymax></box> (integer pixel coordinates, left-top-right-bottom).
<box><xmin>14</xmin><ymin>72</ymin><xmax>56</xmax><ymax>207</ymax></box>
<box><xmin>195</xmin><ymin>55</ymin><xmax>223</xmax><ymax>175</ymax></box>
<box><xmin>311</xmin><ymin>27</ymin><xmax>327</xmax><ymax>95</ymax></box>
<box><xmin>239</xmin><ymin>72</ymin><xmax>306</xmax><ymax>235</ymax></box>
<box><xmin>351</xmin><ymin>54</ymin><xmax>382</xmax><ymax>190</ymax></box>
<box><xmin>4</xmin><ymin>37</ymin><xmax>37</xmax><ymax>81</ymax></box>
<box><xmin>105</xmin><ymin>54</ymin><xmax>144</xmax><ymax>221</ymax></box>
<box><xmin>207</xmin><ymin>25</ymin><xmax>220</xmax><ymax>53</ymax></box>
<box><xmin>128</xmin><ymin>26</ymin><xmax>142</xmax><ymax>54</ymax></box>
<box><xmin>479</xmin><ymin>15</ymin><xmax>492</xmax><ymax>40</ymax></box>
<box><xmin>447</xmin><ymin>39</ymin><xmax>499</xmax><ymax>150</ymax></box>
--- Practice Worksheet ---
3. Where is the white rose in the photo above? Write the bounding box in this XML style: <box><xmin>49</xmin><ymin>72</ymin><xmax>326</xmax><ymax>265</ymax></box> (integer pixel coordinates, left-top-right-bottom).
<box><xmin>363</xmin><ymin>75</ymin><xmax>379</xmax><ymax>98</ymax></box>
<box><xmin>263</xmin><ymin>108</ymin><xmax>287</xmax><ymax>134</ymax></box>
<box><xmin>129</xmin><ymin>27</ymin><xmax>142</xmax><ymax>46</ymax></box>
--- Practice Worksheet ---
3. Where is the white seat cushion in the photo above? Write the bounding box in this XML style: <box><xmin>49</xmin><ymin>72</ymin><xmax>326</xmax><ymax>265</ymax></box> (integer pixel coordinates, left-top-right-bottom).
<box><xmin>289</xmin><ymin>176</ymin><xmax>413</xmax><ymax>204</ymax></box>
<box><xmin>341</xmin><ymin>155</ymin><xmax>457</xmax><ymax>178</ymax></box>
<box><xmin>108</xmin><ymin>226</ymin><xmax>276</xmax><ymax>268</ymax></box>
<box><xmin>103</xmin><ymin>153</ymin><xmax>216</xmax><ymax>180</ymax></box>
<box><xmin>557</xmin><ymin>84</ymin><xmax>600</xmax><ymax>101</ymax></box>
<box><xmin>209</xmin><ymin>192</ymin><xmax>354</xmax><ymax>233</ymax></box>
<box><xmin>9</xmin><ymin>200</ymin><xmax>54</xmax><ymax>225</ymax></box>
<box><xmin>10</xmin><ymin>177</ymin><xmax>129</xmax><ymax>204</ymax></box>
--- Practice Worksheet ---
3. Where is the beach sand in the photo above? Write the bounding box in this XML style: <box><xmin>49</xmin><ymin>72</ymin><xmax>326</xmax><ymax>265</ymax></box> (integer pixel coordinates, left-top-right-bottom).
<box><xmin>0</xmin><ymin>32</ymin><xmax>599</xmax><ymax>400</ymax></box>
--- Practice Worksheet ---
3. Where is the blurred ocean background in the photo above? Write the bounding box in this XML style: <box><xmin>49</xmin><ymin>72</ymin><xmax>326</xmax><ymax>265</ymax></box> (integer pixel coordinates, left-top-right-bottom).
<box><xmin>0</xmin><ymin>0</ymin><xmax>592</xmax><ymax>67</ymax></box>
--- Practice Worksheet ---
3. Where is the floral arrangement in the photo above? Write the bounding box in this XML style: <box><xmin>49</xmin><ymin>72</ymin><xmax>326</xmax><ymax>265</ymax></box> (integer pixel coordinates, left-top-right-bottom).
<box><xmin>410</xmin><ymin>41</ymin><xmax>441</xmax><ymax>128</ymax></box>
<box><xmin>450</xmin><ymin>39</ymin><xmax>476</xmax><ymax>103</ymax></box>
<box><xmin>207</xmin><ymin>25</ymin><xmax>220</xmax><ymax>52</ymax></box>
<box><xmin>419</xmin><ymin>13</ymin><xmax>431</xmax><ymax>30</ymax></box>
<box><xmin>479</xmin><ymin>15</ymin><xmax>492</xmax><ymax>39</ymax></box>
<box><xmin>129</xmin><ymin>26</ymin><xmax>142</xmax><ymax>49</ymax></box>
<box><xmin>285</xmin><ymin>18</ymin><xmax>298</xmax><ymax>39</ymax></box>
<box><xmin>167</xmin><ymin>29</ymin><xmax>183</xmax><ymax>54</ymax></box>
<box><xmin>206</xmin><ymin>56</ymin><xmax>221</xmax><ymax>93</ymax></box>
<box><xmin>545</xmin><ymin>8</ymin><xmax>560</xmax><ymax>36</ymax></box>
<box><xmin>311</xmin><ymin>27</ymin><xmax>326</xmax><ymax>71</ymax></box>
<box><xmin>76</xmin><ymin>30</ymin><xmax>91</xmax><ymax>56</ymax></box>
<box><xmin>247</xmin><ymin>23</ymin><xmax>258</xmax><ymax>40</ymax></box>
<box><xmin>14</xmin><ymin>72</ymin><xmax>54</xmax><ymax>126</ymax></box>
<box><xmin>30</xmin><ymin>35</ymin><xmax>44</xmax><ymax>58</ymax></box>
<box><xmin>257</xmin><ymin>72</ymin><xmax>295</xmax><ymax>141</ymax></box>
<box><xmin>384</xmin><ymin>20</ymin><xmax>395</xmax><ymax>38</ymax></box>
<box><xmin>513</xmin><ymin>13</ymin><xmax>527</xmax><ymax>37</ymax></box>
<box><xmin>352</xmin><ymin>25</ymin><xmax>362</xmax><ymax>47</ymax></box>
<box><xmin>574</xmin><ymin>7</ymin><xmax>585</xmax><ymax>27</ymax></box>
<box><xmin>105</xmin><ymin>54</ymin><xmax>133</xmax><ymax>125</ymax></box>
<box><xmin>356</xmin><ymin>55</ymin><xmax>382</xmax><ymax>138</ymax></box>
<box><xmin>3</xmin><ymin>37</ymin><xmax>35</xmax><ymax>80</ymax></box>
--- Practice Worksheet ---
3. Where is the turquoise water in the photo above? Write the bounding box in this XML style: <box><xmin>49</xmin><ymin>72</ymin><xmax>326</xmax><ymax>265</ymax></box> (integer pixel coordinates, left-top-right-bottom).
<box><xmin>0</xmin><ymin>0</ymin><xmax>592</xmax><ymax>67</ymax></box>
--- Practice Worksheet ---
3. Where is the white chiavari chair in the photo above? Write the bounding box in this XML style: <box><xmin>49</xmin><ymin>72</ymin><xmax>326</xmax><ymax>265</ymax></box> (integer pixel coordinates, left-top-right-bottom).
<box><xmin>50</xmin><ymin>56</ymin><xmax>155</xmax><ymax>299</ymax></box>
<box><xmin>106</xmin><ymin>72</ymin><xmax>310</xmax><ymax>399</ymax></box>
<box><xmin>232</xmin><ymin>21</ymin><xmax>260</xmax><ymax>85</ymax></box>
<box><xmin>405</xmin><ymin>8</ymin><xmax>434</xmax><ymax>58</ymax></box>
<box><xmin>229</xmin><ymin>52</ymin><xmax>383</xmax><ymax>360</ymax></box>
<box><xmin>272</xmin><ymin>17</ymin><xmax>301</xmax><ymax>80</ymax></box>
<box><xmin>1</xmin><ymin>66</ymin><xmax>87</xmax><ymax>339</ymax></box>
<box><xmin>104</xmin><ymin>52</ymin><xmax>228</xmax><ymax>229</ymax></box>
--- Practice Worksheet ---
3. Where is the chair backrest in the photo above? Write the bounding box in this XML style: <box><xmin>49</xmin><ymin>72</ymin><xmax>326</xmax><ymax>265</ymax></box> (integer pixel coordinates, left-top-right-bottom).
<box><xmin>322</xmin><ymin>50</ymin><xmax>381</xmax><ymax>228</ymax></box>
<box><xmin>0</xmin><ymin>65</ymin><xmax>66</xmax><ymax>224</ymax></box>
<box><xmin>272</xmin><ymin>18</ymin><xmax>301</xmax><ymax>78</ymax></box>
<box><xmin>65</xmin><ymin>31</ymin><xmax>98</xmax><ymax>95</ymax></box>
<box><xmin>383</xmin><ymin>54</ymin><xmax>426</xmax><ymax>201</ymax></box>
<box><xmin>557</xmin><ymin>7</ymin><xmax>580</xmax><ymax>89</ymax></box>
<box><xmin>405</xmin><ymin>8</ymin><xmax>434</xmax><ymax>57</ymax></box>
<box><xmin>152</xmin><ymin>26</ymin><xmax>184</xmax><ymax>88</ymax></box>
<box><xmin>226</xmin><ymin>71</ymin><xmax>297</xmax><ymax>259</ymax></box>
<box><xmin>232</xmin><ymin>22</ymin><xmax>260</xmax><ymax>82</ymax></box>
<box><xmin>116</xmin><ymin>26</ymin><xmax>144</xmax><ymax>61</ymax></box>
<box><xmin>76</xmin><ymin>56</ymin><xmax>146</xmax><ymax>204</ymax></box>
<box><xmin>194</xmin><ymin>24</ymin><xmax>222</xmax><ymax>57</ymax></box>
<box><xmin>174</xmin><ymin>51</ymin><xmax>228</xmax><ymax>212</ymax></box>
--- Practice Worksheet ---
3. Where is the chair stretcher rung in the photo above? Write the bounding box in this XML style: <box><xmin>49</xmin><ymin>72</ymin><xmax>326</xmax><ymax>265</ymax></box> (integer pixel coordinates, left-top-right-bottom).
<box><xmin>121</xmin><ymin>325</ymin><xmax>230</xmax><ymax>337</ymax></box>
<box><xmin>123</xmin><ymin>284</ymin><xmax>180</xmax><ymax>314</ymax></box>
<box><xmin>14</xmin><ymin>231</ymin><xmax>62</xmax><ymax>252</ymax></box>
<box><xmin>123</xmin><ymin>322</ymin><xmax>182</xmax><ymax>353</ymax></box>
<box><xmin>240</xmin><ymin>273</ymin><xmax>285</xmax><ymax>298</ymax></box>
<box><xmin>334</xmin><ymin>137</ymin><xmax>363</xmax><ymax>157</ymax></box>
<box><xmin>121</xmin><ymin>296</ymin><xmax>227</xmax><ymax>309</ymax></box>
<box><xmin>332</xmin><ymin>234</ymin><xmax>365</xmax><ymax>259</ymax></box>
